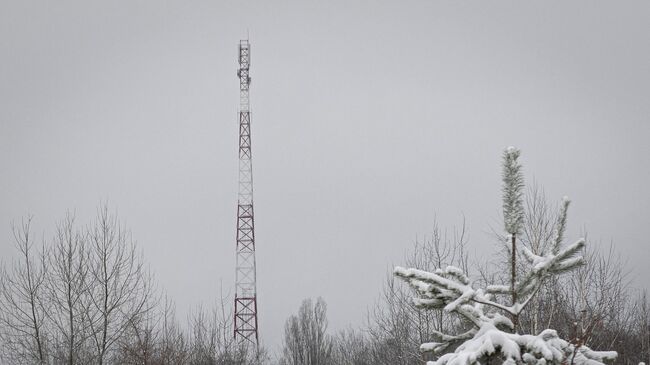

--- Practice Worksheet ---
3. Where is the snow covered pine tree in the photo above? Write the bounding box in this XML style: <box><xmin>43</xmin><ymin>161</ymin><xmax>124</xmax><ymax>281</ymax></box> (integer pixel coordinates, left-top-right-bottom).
<box><xmin>394</xmin><ymin>147</ymin><xmax>617</xmax><ymax>365</ymax></box>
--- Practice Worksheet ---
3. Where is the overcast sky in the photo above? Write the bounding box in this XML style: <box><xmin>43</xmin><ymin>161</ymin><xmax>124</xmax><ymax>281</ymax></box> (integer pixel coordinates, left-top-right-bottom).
<box><xmin>1</xmin><ymin>0</ymin><xmax>649</xmax><ymax>353</ymax></box>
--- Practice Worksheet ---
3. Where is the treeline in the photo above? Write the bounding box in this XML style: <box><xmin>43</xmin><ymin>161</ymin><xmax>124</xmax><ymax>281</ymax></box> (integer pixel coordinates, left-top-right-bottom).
<box><xmin>0</xmin><ymin>207</ymin><xmax>263</xmax><ymax>365</ymax></box>
<box><xmin>276</xmin><ymin>187</ymin><xmax>650</xmax><ymax>365</ymax></box>
<box><xmin>1</xmin><ymin>196</ymin><xmax>649</xmax><ymax>364</ymax></box>
<box><xmin>278</xmin><ymin>237</ymin><xmax>650</xmax><ymax>364</ymax></box>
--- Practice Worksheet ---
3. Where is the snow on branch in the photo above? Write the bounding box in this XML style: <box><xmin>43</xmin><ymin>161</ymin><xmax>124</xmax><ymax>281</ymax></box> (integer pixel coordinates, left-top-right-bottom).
<box><xmin>432</xmin><ymin>324</ymin><xmax>616</xmax><ymax>365</ymax></box>
<box><xmin>395</xmin><ymin>236</ymin><xmax>585</xmax><ymax>323</ymax></box>
<box><xmin>395</xmin><ymin>254</ymin><xmax>615</xmax><ymax>365</ymax></box>
<box><xmin>516</xmin><ymin>238</ymin><xmax>585</xmax><ymax>300</ymax></box>
<box><xmin>394</xmin><ymin>265</ymin><xmax>514</xmax><ymax>326</ymax></box>
<box><xmin>502</xmin><ymin>147</ymin><xmax>524</xmax><ymax>236</ymax></box>
<box><xmin>552</xmin><ymin>197</ymin><xmax>570</xmax><ymax>255</ymax></box>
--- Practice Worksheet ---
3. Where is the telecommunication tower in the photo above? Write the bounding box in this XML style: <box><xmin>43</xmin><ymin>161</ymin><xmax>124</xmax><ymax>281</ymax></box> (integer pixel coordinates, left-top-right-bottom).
<box><xmin>233</xmin><ymin>39</ymin><xmax>259</xmax><ymax>346</ymax></box>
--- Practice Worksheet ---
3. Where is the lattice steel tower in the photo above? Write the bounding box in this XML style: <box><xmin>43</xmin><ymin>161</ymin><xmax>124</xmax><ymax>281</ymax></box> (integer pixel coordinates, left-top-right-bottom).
<box><xmin>233</xmin><ymin>39</ymin><xmax>259</xmax><ymax>346</ymax></box>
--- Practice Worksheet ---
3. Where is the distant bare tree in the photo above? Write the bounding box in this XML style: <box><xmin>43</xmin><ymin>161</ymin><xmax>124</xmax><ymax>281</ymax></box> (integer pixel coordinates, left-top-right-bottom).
<box><xmin>331</xmin><ymin>328</ymin><xmax>372</xmax><ymax>365</ymax></box>
<box><xmin>155</xmin><ymin>296</ymin><xmax>188</xmax><ymax>364</ymax></box>
<box><xmin>186</xmin><ymin>287</ymin><xmax>263</xmax><ymax>365</ymax></box>
<box><xmin>187</xmin><ymin>304</ymin><xmax>217</xmax><ymax>364</ymax></box>
<box><xmin>368</xmin><ymin>221</ymin><xmax>468</xmax><ymax>364</ymax></box>
<box><xmin>0</xmin><ymin>217</ymin><xmax>49</xmax><ymax>364</ymax></box>
<box><xmin>44</xmin><ymin>213</ymin><xmax>93</xmax><ymax>364</ymax></box>
<box><xmin>85</xmin><ymin>206</ymin><xmax>155</xmax><ymax>365</ymax></box>
<box><xmin>367</xmin><ymin>275</ymin><xmax>419</xmax><ymax>364</ymax></box>
<box><xmin>115</xmin><ymin>306</ymin><xmax>160</xmax><ymax>365</ymax></box>
<box><xmin>556</xmin><ymin>244</ymin><xmax>632</xmax><ymax>350</ymax></box>
<box><xmin>635</xmin><ymin>291</ymin><xmax>650</xmax><ymax>365</ymax></box>
<box><xmin>280</xmin><ymin>297</ymin><xmax>332</xmax><ymax>365</ymax></box>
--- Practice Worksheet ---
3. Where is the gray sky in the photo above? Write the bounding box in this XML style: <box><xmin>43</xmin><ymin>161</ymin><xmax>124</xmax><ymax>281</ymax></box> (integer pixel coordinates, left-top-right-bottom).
<box><xmin>1</xmin><ymin>0</ymin><xmax>649</xmax><ymax>353</ymax></box>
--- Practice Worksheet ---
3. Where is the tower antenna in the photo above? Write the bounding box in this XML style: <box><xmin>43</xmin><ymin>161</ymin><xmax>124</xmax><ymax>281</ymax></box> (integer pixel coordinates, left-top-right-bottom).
<box><xmin>233</xmin><ymin>39</ymin><xmax>259</xmax><ymax>346</ymax></box>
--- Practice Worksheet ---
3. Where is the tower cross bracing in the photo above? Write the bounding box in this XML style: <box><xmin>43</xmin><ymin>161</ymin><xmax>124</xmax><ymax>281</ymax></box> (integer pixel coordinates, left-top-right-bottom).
<box><xmin>233</xmin><ymin>39</ymin><xmax>259</xmax><ymax>346</ymax></box>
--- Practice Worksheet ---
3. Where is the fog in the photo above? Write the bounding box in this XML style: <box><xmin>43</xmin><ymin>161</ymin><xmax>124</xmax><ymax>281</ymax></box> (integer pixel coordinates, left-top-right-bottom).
<box><xmin>1</xmin><ymin>0</ymin><xmax>648</xmax><ymax>352</ymax></box>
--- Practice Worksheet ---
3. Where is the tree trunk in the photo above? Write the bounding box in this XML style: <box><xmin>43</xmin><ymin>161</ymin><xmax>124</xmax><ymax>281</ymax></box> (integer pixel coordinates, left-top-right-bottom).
<box><xmin>511</xmin><ymin>234</ymin><xmax>518</xmax><ymax>332</ymax></box>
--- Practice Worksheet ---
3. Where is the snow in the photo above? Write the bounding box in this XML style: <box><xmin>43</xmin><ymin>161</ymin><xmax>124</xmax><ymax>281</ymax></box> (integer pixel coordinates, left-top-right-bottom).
<box><xmin>421</xmin><ymin>321</ymin><xmax>616</xmax><ymax>365</ymax></box>
<box><xmin>502</xmin><ymin>146</ymin><xmax>524</xmax><ymax>235</ymax></box>
<box><xmin>486</xmin><ymin>285</ymin><xmax>510</xmax><ymax>294</ymax></box>
<box><xmin>394</xmin><ymin>234</ymin><xmax>614</xmax><ymax>365</ymax></box>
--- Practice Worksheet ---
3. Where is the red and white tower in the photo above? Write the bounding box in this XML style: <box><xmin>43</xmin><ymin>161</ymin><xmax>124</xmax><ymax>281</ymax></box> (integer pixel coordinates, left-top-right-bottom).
<box><xmin>233</xmin><ymin>39</ymin><xmax>259</xmax><ymax>346</ymax></box>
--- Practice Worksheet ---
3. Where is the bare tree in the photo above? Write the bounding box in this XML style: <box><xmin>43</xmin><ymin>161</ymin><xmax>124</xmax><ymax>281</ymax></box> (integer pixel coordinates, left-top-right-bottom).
<box><xmin>115</xmin><ymin>301</ymin><xmax>162</xmax><ymax>365</ymax></box>
<box><xmin>280</xmin><ymin>297</ymin><xmax>332</xmax><ymax>365</ymax></box>
<box><xmin>367</xmin><ymin>221</ymin><xmax>468</xmax><ymax>364</ymax></box>
<box><xmin>117</xmin><ymin>287</ymin><xmax>267</xmax><ymax>365</ymax></box>
<box><xmin>555</xmin><ymin>244</ymin><xmax>632</xmax><ymax>352</ymax></box>
<box><xmin>186</xmin><ymin>287</ymin><xmax>263</xmax><ymax>365</ymax></box>
<box><xmin>331</xmin><ymin>328</ymin><xmax>372</xmax><ymax>365</ymax></box>
<box><xmin>187</xmin><ymin>304</ymin><xmax>217</xmax><ymax>364</ymax></box>
<box><xmin>44</xmin><ymin>213</ymin><xmax>93</xmax><ymax>364</ymax></box>
<box><xmin>635</xmin><ymin>291</ymin><xmax>650</xmax><ymax>365</ymax></box>
<box><xmin>155</xmin><ymin>296</ymin><xmax>188</xmax><ymax>364</ymax></box>
<box><xmin>85</xmin><ymin>205</ymin><xmax>155</xmax><ymax>364</ymax></box>
<box><xmin>0</xmin><ymin>217</ymin><xmax>49</xmax><ymax>364</ymax></box>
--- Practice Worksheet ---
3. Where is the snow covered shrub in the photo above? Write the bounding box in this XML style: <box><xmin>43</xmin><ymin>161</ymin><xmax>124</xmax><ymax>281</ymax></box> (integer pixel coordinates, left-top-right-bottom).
<box><xmin>394</xmin><ymin>147</ymin><xmax>617</xmax><ymax>365</ymax></box>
